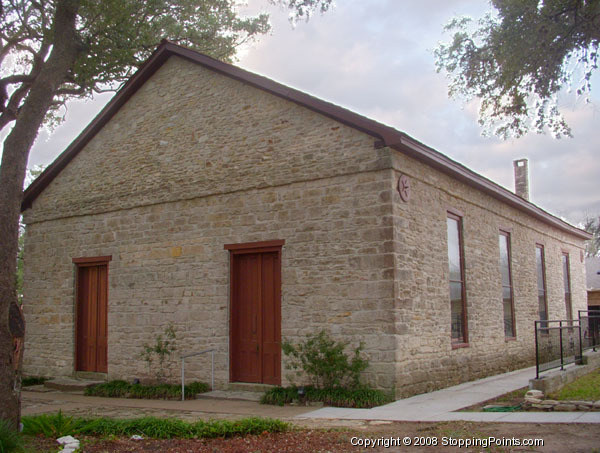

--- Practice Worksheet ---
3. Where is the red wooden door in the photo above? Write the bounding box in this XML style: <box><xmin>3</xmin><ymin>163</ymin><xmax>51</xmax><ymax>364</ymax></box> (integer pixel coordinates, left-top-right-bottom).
<box><xmin>229</xmin><ymin>245</ymin><xmax>281</xmax><ymax>385</ymax></box>
<box><xmin>76</xmin><ymin>264</ymin><xmax>108</xmax><ymax>372</ymax></box>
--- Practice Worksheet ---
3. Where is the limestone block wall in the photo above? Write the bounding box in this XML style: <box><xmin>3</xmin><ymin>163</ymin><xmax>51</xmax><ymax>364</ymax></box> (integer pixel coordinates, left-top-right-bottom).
<box><xmin>23</xmin><ymin>171</ymin><xmax>397</xmax><ymax>389</ymax></box>
<box><xmin>390</xmin><ymin>150</ymin><xmax>587</xmax><ymax>397</ymax></box>
<box><xmin>25</xmin><ymin>56</ymin><xmax>389</xmax><ymax>224</ymax></box>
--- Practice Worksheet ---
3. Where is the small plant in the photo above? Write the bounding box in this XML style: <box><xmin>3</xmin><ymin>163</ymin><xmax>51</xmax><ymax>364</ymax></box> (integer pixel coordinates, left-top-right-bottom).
<box><xmin>21</xmin><ymin>410</ymin><xmax>86</xmax><ymax>438</ymax></box>
<box><xmin>0</xmin><ymin>419</ymin><xmax>24</xmax><ymax>453</ymax></box>
<box><xmin>140</xmin><ymin>323</ymin><xmax>177</xmax><ymax>382</ymax></box>
<box><xmin>260</xmin><ymin>385</ymin><xmax>392</xmax><ymax>408</ymax></box>
<box><xmin>282</xmin><ymin>330</ymin><xmax>368</xmax><ymax>389</ymax></box>
<box><xmin>21</xmin><ymin>376</ymin><xmax>48</xmax><ymax>387</ymax></box>
<box><xmin>84</xmin><ymin>380</ymin><xmax>209</xmax><ymax>400</ymax></box>
<box><xmin>23</xmin><ymin>414</ymin><xmax>289</xmax><ymax>440</ymax></box>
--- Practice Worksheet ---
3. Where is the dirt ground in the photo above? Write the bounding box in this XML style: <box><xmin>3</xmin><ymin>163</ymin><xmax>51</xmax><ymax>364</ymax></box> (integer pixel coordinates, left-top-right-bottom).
<box><xmin>26</xmin><ymin>419</ymin><xmax>600</xmax><ymax>452</ymax></box>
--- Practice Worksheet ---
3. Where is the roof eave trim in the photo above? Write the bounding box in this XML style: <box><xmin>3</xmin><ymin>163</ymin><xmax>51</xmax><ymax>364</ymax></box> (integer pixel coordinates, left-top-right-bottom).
<box><xmin>389</xmin><ymin>135</ymin><xmax>591</xmax><ymax>241</ymax></box>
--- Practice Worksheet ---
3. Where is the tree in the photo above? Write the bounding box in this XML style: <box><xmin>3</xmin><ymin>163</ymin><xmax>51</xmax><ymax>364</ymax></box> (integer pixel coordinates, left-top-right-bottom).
<box><xmin>434</xmin><ymin>0</ymin><xmax>599</xmax><ymax>139</ymax></box>
<box><xmin>584</xmin><ymin>216</ymin><xmax>600</xmax><ymax>258</ymax></box>
<box><xmin>0</xmin><ymin>0</ymin><xmax>332</xmax><ymax>428</ymax></box>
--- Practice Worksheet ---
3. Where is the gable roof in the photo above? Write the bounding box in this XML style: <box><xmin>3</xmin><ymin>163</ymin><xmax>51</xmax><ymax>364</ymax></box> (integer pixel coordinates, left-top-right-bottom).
<box><xmin>22</xmin><ymin>41</ymin><xmax>591</xmax><ymax>241</ymax></box>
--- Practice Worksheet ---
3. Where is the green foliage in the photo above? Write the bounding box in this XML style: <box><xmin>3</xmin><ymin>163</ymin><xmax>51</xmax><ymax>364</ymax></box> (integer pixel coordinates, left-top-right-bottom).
<box><xmin>21</xmin><ymin>410</ymin><xmax>87</xmax><ymax>438</ymax></box>
<box><xmin>0</xmin><ymin>419</ymin><xmax>24</xmax><ymax>453</ymax></box>
<box><xmin>549</xmin><ymin>369</ymin><xmax>600</xmax><ymax>401</ymax></box>
<box><xmin>434</xmin><ymin>0</ymin><xmax>600</xmax><ymax>139</ymax></box>
<box><xmin>84</xmin><ymin>380</ymin><xmax>209</xmax><ymax>400</ymax></box>
<box><xmin>584</xmin><ymin>216</ymin><xmax>600</xmax><ymax>258</ymax></box>
<box><xmin>260</xmin><ymin>385</ymin><xmax>392</xmax><ymax>408</ymax></box>
<box><xmin>140</xmin><ymin>324</ymin><xmax>177</xmax><ymax>382</ymax></box>
<box><xmin>21</xmin><ymin>376</ymin><xmax>48</xmax><ymax>387</ymax></box>
<box><xmin>282</xmin><ymin>330</ymin><xmax>368</xmax><ymax>389</ymax></box>
<box><xmin>0</xmin><ymin>0</ymin><xmax>334</xmax><ymax>130</ymax></box>
<box><xmin>22</xmin><ymin>414</ymin><xmax>289</xmax><ymax>440</ymax></box>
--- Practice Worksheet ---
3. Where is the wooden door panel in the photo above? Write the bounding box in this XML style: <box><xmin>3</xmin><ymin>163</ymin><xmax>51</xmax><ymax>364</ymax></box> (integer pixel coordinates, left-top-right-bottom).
<box><xmin>230</xmin><ymin>247</ymin><xmax>281</xmax><ymax>385</ymax></box>
<box><xmin>231</xmin><ymin>254</ymin><xmax>261</xmax><ymax>382</ymax></box>
<box><xmin>76</xmin><ymin>267</ymin><xmax>90</xmax><ymax>371</ymax></box>
<box><xmin>261</xmin><ymin>253</ymin><xmax>280</xmax><ymax>384</ymax></box>
<box><xmin>96</xmin><ymin>266</ymin><xmax>108</xmax><ymax>372</ymax></box>
<box><xmin>76</xmin><ymin>264</ymin><xmax>108</xmax><ymax>373</ymax></box>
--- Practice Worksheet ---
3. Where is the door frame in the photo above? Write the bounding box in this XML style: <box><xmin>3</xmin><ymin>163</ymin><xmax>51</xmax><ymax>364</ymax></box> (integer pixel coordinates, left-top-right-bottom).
<box><xmin>73</xmin><ymin>255</ymin><xmax>111</xmax><ymax>374</ymax></box>
<box><xmin>224</xmin><ymin>240</ymin><xmax>284</xmax><ymax>384</ymax></box>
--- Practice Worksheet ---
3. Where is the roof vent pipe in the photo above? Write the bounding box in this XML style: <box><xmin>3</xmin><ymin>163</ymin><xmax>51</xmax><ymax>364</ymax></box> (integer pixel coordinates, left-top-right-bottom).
<box><xmin>513</xmin><ymin>158</ymin><xmax>530</xmax><ymax>201</ymax></box>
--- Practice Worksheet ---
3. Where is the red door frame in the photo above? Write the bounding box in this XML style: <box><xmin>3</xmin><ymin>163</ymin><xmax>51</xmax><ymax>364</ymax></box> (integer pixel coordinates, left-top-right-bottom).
<box><xmin>225</xmin><ymin>240</ymin><xmax>283</xmax><ymax>385</ymax></box>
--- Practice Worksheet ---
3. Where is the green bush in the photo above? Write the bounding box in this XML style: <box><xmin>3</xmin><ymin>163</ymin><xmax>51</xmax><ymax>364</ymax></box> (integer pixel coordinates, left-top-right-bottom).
<box><xmin>282</xmin><ymin>330</ymin><xmax>368</xmax><ymax>389</ymax></box>
<box><xmin>21</xmin><ymin>410</ymin><xmax>87</xmax><ymax>438</ymax></box>
<box><xmin>0</xmin><ymin>419</ymin><xmax>24</xmax><ymax>453</ymax></box>
<box><xmin>84</xmin><ymin>380</ymin><xmax>209</xmax><ymax>399</ymax></box>
<box><xmin>22</xmin><ymin>414</ymin><xmax>289</xmax><ymax>440</ymax></box>
<box><xmin>261</xmin><ymin>385</ymin><xmax>392</xmax><ymax>408</ymax></box>
<box><xmin>21</xmin><ymin>376</ymin><xmax>48</xmax><ymax>387</ymax></box>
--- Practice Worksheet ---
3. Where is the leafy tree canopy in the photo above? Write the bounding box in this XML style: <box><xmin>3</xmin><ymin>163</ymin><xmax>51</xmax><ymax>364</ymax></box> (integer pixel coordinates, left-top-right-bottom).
<box><xmin>0</xmin><ymin>0</ymin><xmax>332</xmax><ymax>131</ymax></box>
<box><xmin>434</xmin><ymin>0</ymin><xmax>599</xmax><ymax>139</ymax></box>
<box><xmin>585</xmin><ymin>216</ymin><xmax>600</xmax><ymax>257</ymax></box>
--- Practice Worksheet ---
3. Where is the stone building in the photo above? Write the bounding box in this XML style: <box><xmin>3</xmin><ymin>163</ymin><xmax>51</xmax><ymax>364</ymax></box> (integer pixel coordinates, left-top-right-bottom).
<box><xmin>587</xmin><ymin>257</ymin><xmax>600</xmax><ymax>308</ymax></box>
<box><xmin>22</xmin><ymin>42</ymin><xmax>591</xmax><ymax>397</ymax></box>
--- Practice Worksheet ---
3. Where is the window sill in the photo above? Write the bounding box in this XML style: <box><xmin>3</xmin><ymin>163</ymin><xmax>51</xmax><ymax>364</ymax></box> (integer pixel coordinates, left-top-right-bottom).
<box><xmin>505</xmin><ymin>336</ymin><xmax>517</xmax><ymax>342</ymax></box>
<box><xmin>451</xmin><ymin>342</ymin><xmax>469</xmax><ymax>349</ymax></box>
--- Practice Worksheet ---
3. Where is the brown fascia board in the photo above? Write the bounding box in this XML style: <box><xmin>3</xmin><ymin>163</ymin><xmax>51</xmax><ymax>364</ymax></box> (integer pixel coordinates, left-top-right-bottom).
<box><xmin>21</xmin><ymin>41</ymin><xmax>591</xmax><ymax>241</ymax></box>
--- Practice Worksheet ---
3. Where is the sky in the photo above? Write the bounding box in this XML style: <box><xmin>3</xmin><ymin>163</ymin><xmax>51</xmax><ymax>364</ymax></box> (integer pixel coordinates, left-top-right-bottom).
<box><xmin>26</xmin><ymin>0</ymin><xmax>600</xmax><ymax>226</ymax></box>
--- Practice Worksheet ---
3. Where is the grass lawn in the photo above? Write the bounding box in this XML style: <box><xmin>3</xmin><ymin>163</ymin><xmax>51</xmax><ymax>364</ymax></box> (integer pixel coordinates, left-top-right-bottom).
<box><xmin>548</xmin><ymin>368</ymin><xmax>600</xmax><ymax>401</ymax></box>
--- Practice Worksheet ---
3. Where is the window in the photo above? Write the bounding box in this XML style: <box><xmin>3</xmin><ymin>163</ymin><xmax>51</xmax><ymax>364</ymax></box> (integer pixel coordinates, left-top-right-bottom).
<box><xmin>536</xmin><ymin>245</ymin><xmax>548</xmax><ymax>327</ymax></box>
<box><xmin>562</xmin><ymin>253</ymin><xmax>572</xmax><ymax>321</ymax></box>
<box><xmin>447</xmin><ymin>213</ymin><xmax>467</xmax><ymax>344</ymax></box>
<box><xmin>498</xmin><ymin>232</ymin><xmax>515</xmax><ymax>337</ymax></box>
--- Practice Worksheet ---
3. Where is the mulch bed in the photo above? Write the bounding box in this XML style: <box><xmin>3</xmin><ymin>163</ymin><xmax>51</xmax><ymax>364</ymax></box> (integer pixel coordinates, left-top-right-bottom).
<box><xmin>29</xmin><ymin>431</ymin><xmax>356</xmax><ymax>453</ymax></box>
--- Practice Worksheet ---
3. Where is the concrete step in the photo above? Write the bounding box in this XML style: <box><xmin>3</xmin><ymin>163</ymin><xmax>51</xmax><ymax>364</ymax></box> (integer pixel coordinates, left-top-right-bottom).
<box><xmin>227</xmin><ymin>382</ymin><xmax>274</xmax><ymax>393</ymax></box>
<box><xmin>44</xmin><ymin>378</ymin><xmax>105</xmax><ymax>392</ymax></box>
<box><xmin>74</xmin><ymin>371</ymin><xmax>107</xmax><ymax>380</ymax></box>
<box><xmin>196</xmin><ymin>390</ymin><xmax>263</xmax><ymax>402</ymax></box>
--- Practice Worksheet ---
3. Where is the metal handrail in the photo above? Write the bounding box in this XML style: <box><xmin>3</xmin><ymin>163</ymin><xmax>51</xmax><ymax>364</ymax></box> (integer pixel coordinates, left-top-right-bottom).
<box><xmin>181</xmin><ymin>348</ymin><xmax>215</xmax><ymax>401</ymax></box>
<box><xmin>534</xmin><ymin>319</ymin><xmax>582</xmax><ymax>379</ymax></box>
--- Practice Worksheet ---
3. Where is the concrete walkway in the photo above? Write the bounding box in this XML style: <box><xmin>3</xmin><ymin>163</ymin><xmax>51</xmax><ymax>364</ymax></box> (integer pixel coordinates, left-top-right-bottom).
<box><xmin>23</xmin><ymin>365</ymin><xmax>600</xmax><ymax>425</ymax></box>
<box><xmin>298</xmin><ymin>366</ymin><xmax>600</xmax><ymax>424</ymax></box>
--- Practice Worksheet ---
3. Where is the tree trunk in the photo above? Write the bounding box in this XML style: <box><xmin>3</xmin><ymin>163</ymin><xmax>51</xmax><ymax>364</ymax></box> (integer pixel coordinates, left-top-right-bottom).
<box><xmin>0</xmin><ymin>0</ymin><xmax>82</xmax><ymax>428</ymax></box>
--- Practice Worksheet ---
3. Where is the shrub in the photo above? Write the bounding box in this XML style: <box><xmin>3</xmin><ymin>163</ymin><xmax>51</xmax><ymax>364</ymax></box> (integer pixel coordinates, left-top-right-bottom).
<box><xmin>84</xmin><ymin>380</ymin><xmax>209</xmax><ymax>400</ymax></box>
<box><xmin>282</xmin><ymin>330</ymin><xmax>368</xmax><ymax>389</ymax></box>
<box><xmin>0</xmin><ymin>419</ymin><xmax>24</xmax><ymax>453</ymax></box>
<box><xmin>140</xmin><ymin>323</ymin><xmax>177</xmax><ymax>382</ymax></box>
<box><xmin>22</xmin><ymin>415</ymin><xmax>289</xmax><ymax>440</ymax></box>
<box><xmin>21</xmin><ymin>410</ymin><xmax>87</xmax><ymax>438</ymax></box>
<box><xmin>21</xmin><ymin>376</ymin><xmax>48</xmax><ymax>387</ymax></box>
<box><xmin>261</xmin><ymin>385</ymin><xmax>392</xmax><ymax>408</ymax></box>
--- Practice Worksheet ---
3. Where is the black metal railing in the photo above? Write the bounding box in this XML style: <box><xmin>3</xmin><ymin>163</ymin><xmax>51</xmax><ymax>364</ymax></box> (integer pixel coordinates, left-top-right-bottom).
<box><xmin>534</xmin><ymin>319</ymin><xmax>582</xmax><ymax>379</ymax></box>
<box><xmin>579</xmin><ymin>310</ymin><xmax>600</xmax><ymax>352</ymax></box>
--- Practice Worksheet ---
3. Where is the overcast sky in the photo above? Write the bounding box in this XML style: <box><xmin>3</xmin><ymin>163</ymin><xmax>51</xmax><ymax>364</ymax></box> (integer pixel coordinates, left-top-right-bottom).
<box><xmin>27</xmin><ymin>0</ymin><xmax>599</xmax><ymax>225</ymax></box>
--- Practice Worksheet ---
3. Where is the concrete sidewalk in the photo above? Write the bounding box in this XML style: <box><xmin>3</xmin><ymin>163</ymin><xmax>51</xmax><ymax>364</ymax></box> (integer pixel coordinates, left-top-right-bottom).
<box><xmin>22</xmin><ymin>389</ymin><xmax>315</xmax><ymax>422</ymax></box>
<box><xmin>298</xmin><ymin>366</ymin><xmax>600</xmax><ymax>423</ymax></box>
<box><xmin>23</xmin><ymin>365</ymin><xmax>600</xmax><ymax>425</ymax></box>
